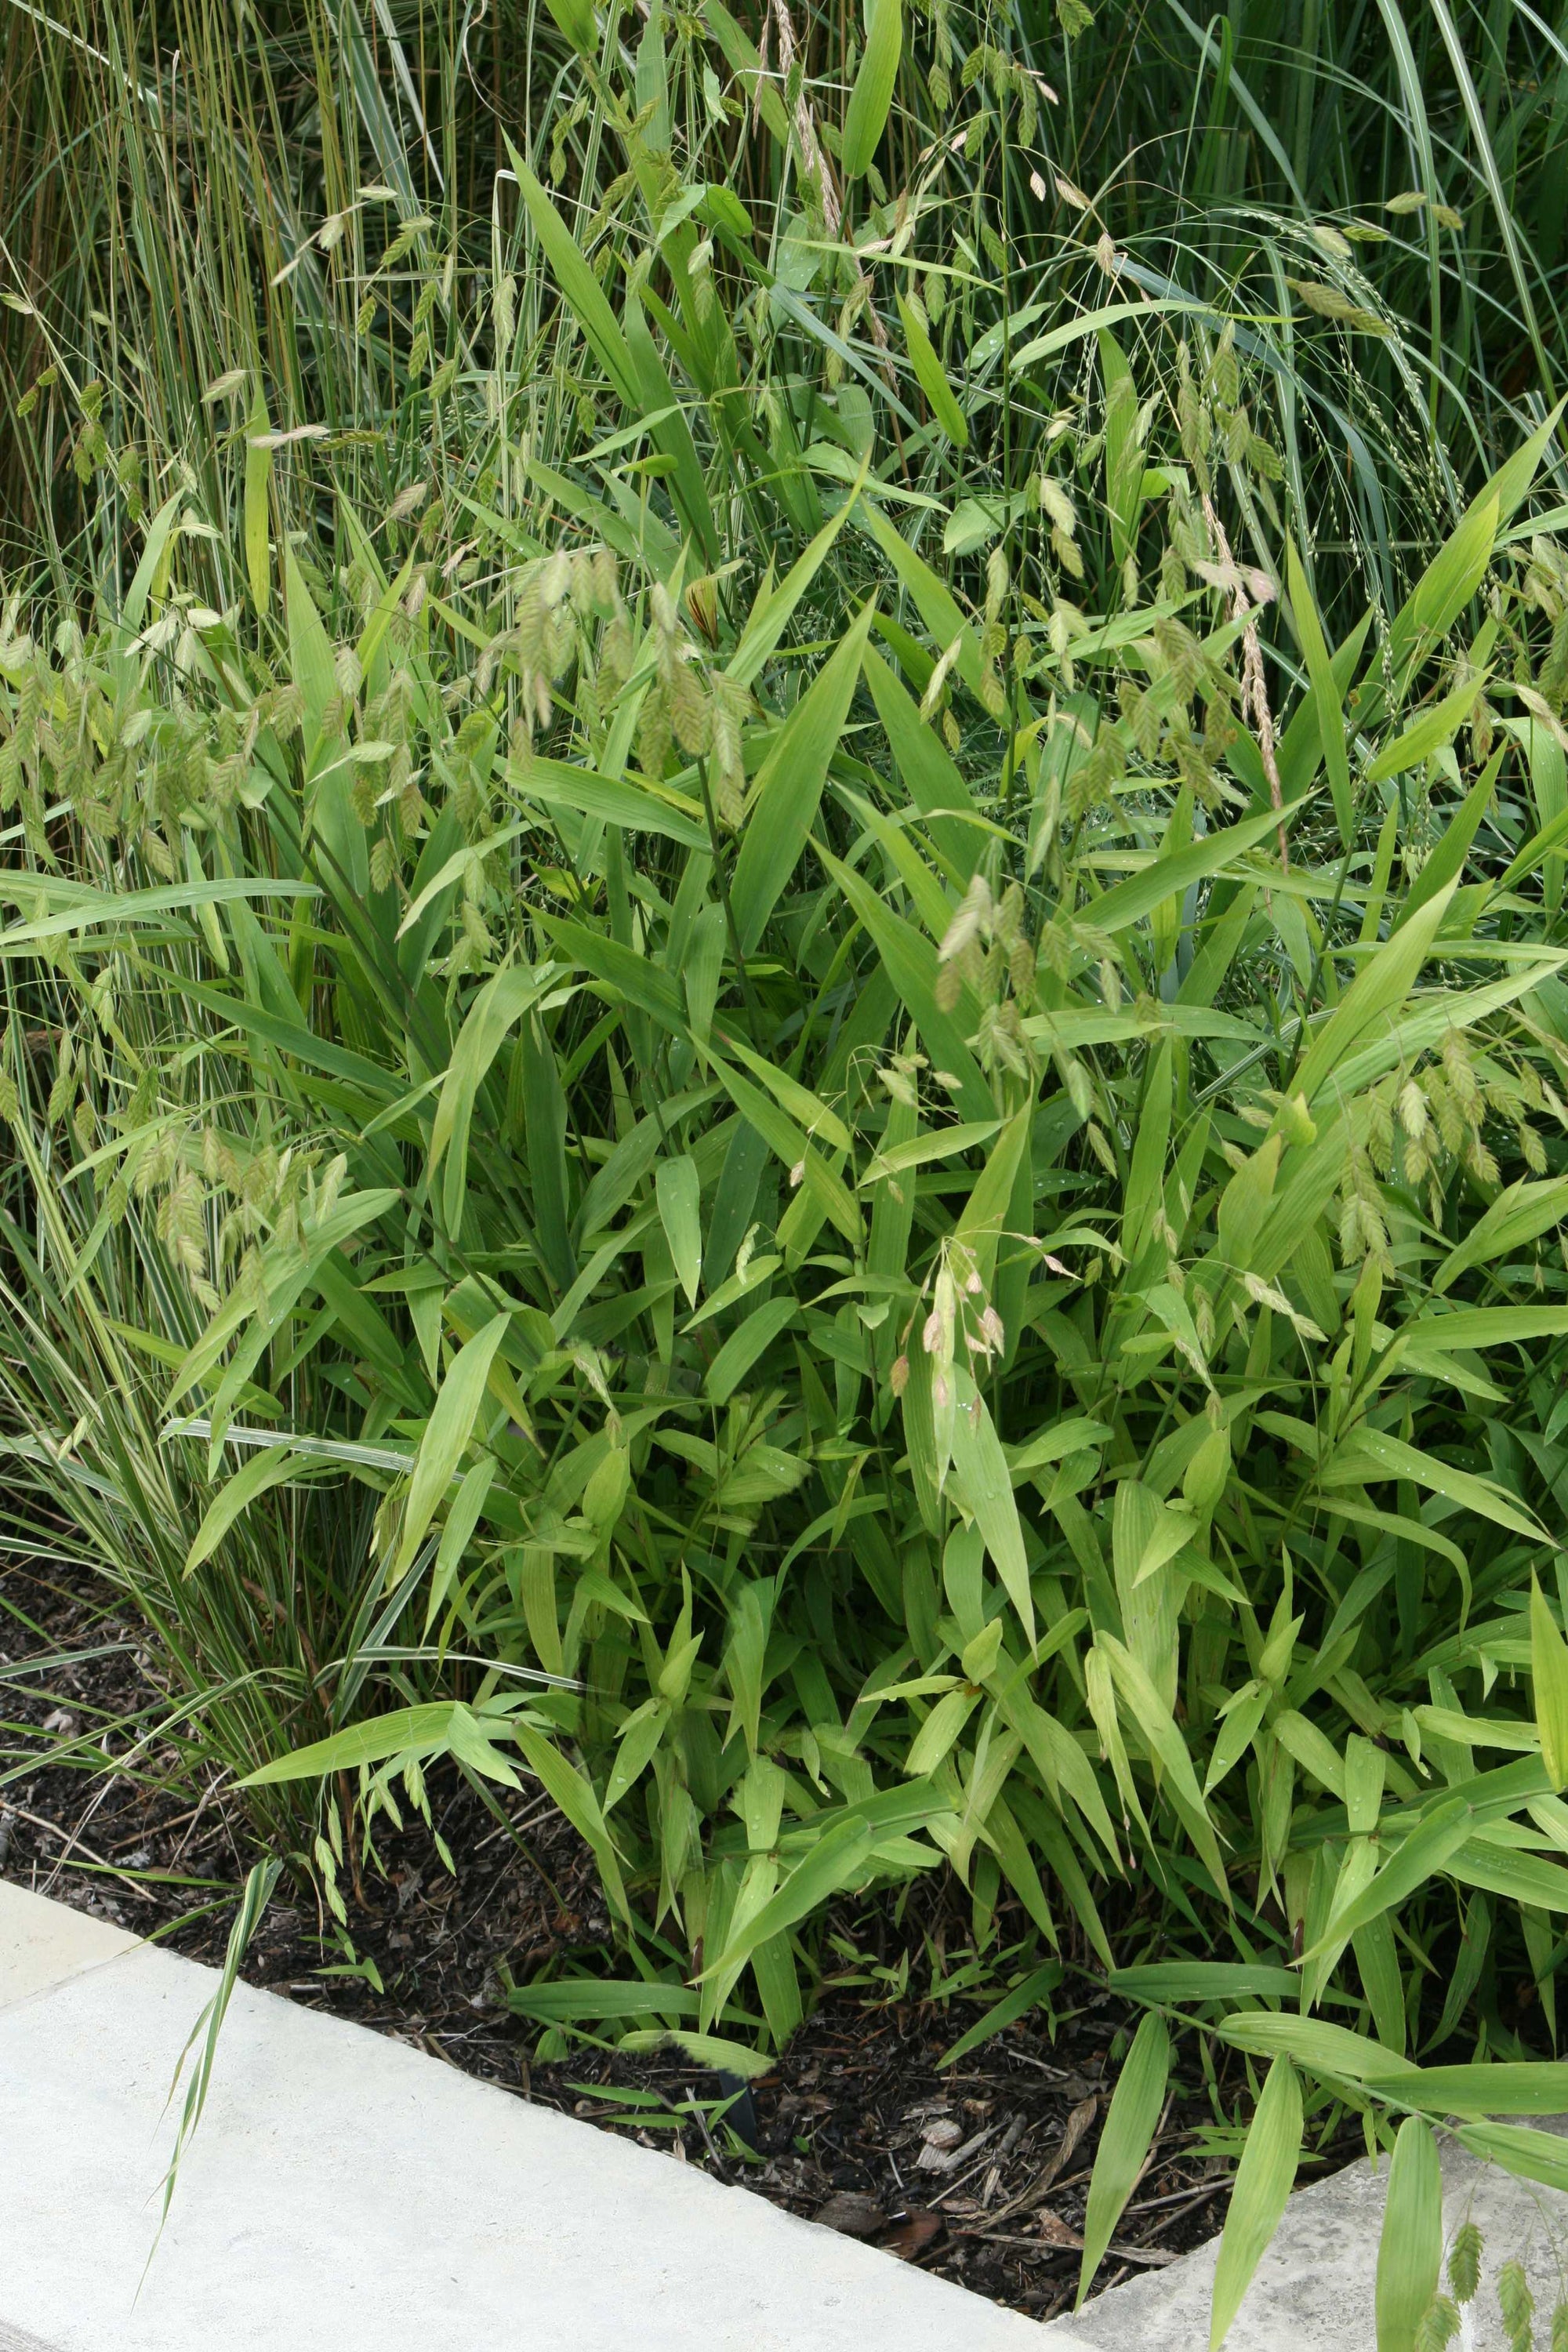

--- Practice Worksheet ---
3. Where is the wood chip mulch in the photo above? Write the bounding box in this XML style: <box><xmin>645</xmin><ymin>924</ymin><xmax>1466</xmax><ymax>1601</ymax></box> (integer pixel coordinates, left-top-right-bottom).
<box><xmin>0</xmin><ymin>1556</ymin><xmax>1353</xmax><ymax>2321</ymax></box>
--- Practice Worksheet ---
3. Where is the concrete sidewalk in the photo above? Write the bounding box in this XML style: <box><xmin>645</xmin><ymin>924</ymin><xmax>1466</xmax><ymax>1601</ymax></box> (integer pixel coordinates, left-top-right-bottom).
<box><xmin>0</xmin><ymin>1878</ymin><xmax>1057</xmax><ymax>2352</ymax></box>
<box><xmin>9</xmin><ymin>1873</ymin><xmax>1568</xmax><ymax>2350</ymax></box>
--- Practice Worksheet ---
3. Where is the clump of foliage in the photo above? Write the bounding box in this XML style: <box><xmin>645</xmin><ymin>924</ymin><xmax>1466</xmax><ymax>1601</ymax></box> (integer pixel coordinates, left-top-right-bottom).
<box><xmin>7</xmin><ymin>0</ymin><xmax>1568</xmax><ymax>2339</ymax></box>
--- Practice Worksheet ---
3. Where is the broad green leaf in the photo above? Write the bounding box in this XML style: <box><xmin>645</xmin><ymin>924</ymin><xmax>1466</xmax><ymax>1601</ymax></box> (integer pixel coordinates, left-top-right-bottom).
<box><xmin>1301</xmin><ymin>1794</ymin><xmax>1475</xmax><ymax>1958</ymax></box>
<box><xmin>1286</xmin><ymin>541</ymin><xmax>1351</xmax><ymax>845</ymax></box>
<box><xmin>706</xmin><ymin>1296</ymin><xmax>798</xmax><ymax>1403</ymax></box>
<box><xmin>1099</xmin><ymin>333</ymin><xmax>1142</xmax><ymax>571</ymax></box>
<box><xmin>1215</xmin><ymin>2011</ymin><xmax>1417</xmax><ymax>2084</ymax></box>
<box><xmin>1434</xmin><ymin>1174</ymin><xmax>1568</xmax><ymax>1294</ymax></box>
<box><xmin>1366</xmin><ymin>670</ymin><xmax>1490</xmax><ymax>783</ymax></box>
<box><xmin>426</xmin><ymin>1455</ymin><xmax>499</xmax><ymax>1632</ymax></box>
<box><xmin>240</xmin><ymin>1701</ymin><xmax>474</xmax><ymax>1784</ymax></box>
<box><xmin>862</xmin><ymin>1118</ymin><xmax>1002</xmax><ymax>1182</ymax></box>
<box><xmin>1111</xmin><ymin>1963</ymin><xmax>1300</xmax><ymax>2003</ymax></box>
<box><xmin>952</xmin><ymin>1107</ymin><xmax>1030</xmax><ymax>1298</ymax></box>
<box><xmin>1008</xmin><ymin>1417</ymin><xmax>1112</xmax><ymax>1475</ymax></box>
<box><xmin>1389</xmin><ymin>741</ymin><xmax>1504</xmax><ymax>929</ymax></box>
<box><xmin>121</xmin><ymin>491</ymin><xmax>183</xmax><ymax>632</ymax></box>
<box><xmin>244</xmin><ymin>396</ymin><xmax>272</xmax><ymax>616</ymax></box>
<box><xmin>514</xmin><ymin>1722</ymin><xmax>629</xmax><ymax>1920</ymax></box>
<box><xmin>1088</xmin><ymin>799</ymin><xmax>1305</xmax><ymax>936</ymax></box>
<box><xmin>896</xmin><ymin>292</ymin><xmax>968</xmax><ymax>447</ymax></box>
<box><xmin>712</xmin><ymin>1029</ymin><xmax>852</xmax><ymax>1154</ymax></box>
<box><xmin>1533</xmin><ymin>1577</ymin><xmax>1568</xmax><ymax>1791</ymax></box>
<box><xmin>949</xmin><ymin>1375</ymin><xmax>1034</xmax><ymax>1644</ymax></box>
<box><xmin>1376</xmin><ymin>2119</ymin><xmax>1442</xmax><ymax>2352</ymax></box>
<box><xmin>1383</xmin><ymin>495</ymin><xmax>1498</xmax><ymax>696</ymax></box>
<box><xmin>730</xmin><ymin>605</ymin><xmax>873</xmax><ymax>954</ymax></box>
<box><xmin>1410</xmin><ymin>2061</ymin><xmax>1568</xmax><ymax>2117</ymax></box>
<box><xmin>862</xmin><ymin>645</ymin><xmax>982</xmax><ymax>877</ymax></box>
<box><xmin>431</xmin><ymin>966</ymin><xmax>555</xmax><ymax>1231</ymax></box>
<box><xmin>655</xmin><ymin>1156</ymin><xmax>702</xmax><ymax>1307</ymax></box>
<box><xmin>1100</xmin><ymin>1633</ymin><xmax>1228</xmax><ymax>1895</ymax></box>
<box><xmin>706</xmin><ymin>1058</ymin><xmax>861</xmax><ymax>1243</ymax></box>
<box><xmin>840</xmin><ymin>0</ymin><xmax>902</xmax><ymax>178</ymax></box>
<box><xmin>823</xmin><ymin>848</ymin><xmax>993</xmax><ymax>1120</ymax></box>
<box><xmin>184</xmin><ymin>1446</ymin><xmax>325</xmax><ymax>1577</ymax></box>
<box><xmin>1398</xmin><ymin>1305</ymin><xmax>1568</xmax><ymax>1352</ymax></box>
<box><xmin>1076</xmin><ymin>2012</ymin><xmax>1171</xmax><ymax>2307</ymax></box>
<box><xmin>617</xmin><ymin>2027</ymin><xmax>776</xmax><ymax>2079</ymax></box>
<box><xmin>394</xmin><ymin>1313</ymin><xmax>510</xmax><ymax>1579</ymax></box>
<box><xmin>729</xmin><ymin>497</ymin><xmax>861</xmax><ymax>688</ymax></box>
<box><xmin>507</xmin><ymin>1979</ymin><xmax>699</xmax><ymax>2024</ymax></box>
<box><xmin>702</xmin><ymin>1781</ymin><xmax>949</xmax><ymax>1978</ymax></box>
<box><xmin>1455</xmin><ymin>2121</ymin><xmax>1568</xmax><ymax>2194</ymax></box>
<box><xmin>510</xmin><ymin>755</ymin><xmax>709</xmax><ymax>850</ymax></box>
<box><xmin>507</xmin><ymin>143</ymin><xmax>641</xmax><ymax>408</ymax></box>
<box><xmin>1210</xmin><ymin>2057</ymin><xmax>1301</xmax><ymax>2350</ymax></box>
<box><xmin>1323</xmin><ymin>1426</ymin><xmax>1546</xmax><ymax>1545</ymax></box>
<box><xmin>521</xmin><ymin>1010</ymin><xmax>578</xmax><ymax>1294</ymax></box>
<box><xmin>938</xmin><ymin>1961</ymin><xmax>1064</xmax><ymax>2069</ymax></box>
<box><xmin>1294</xmin><ymin>887</ymin><xmax>1451</xmax><ymax>1105</ymax></box>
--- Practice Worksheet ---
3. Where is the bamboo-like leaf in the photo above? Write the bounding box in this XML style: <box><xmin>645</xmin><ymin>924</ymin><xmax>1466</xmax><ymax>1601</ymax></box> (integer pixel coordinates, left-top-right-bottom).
<box><xmin>655</xmin><ymin>1156</ymin><xmax>702</xmax><ymax>1306</ymax></box>
<box><xmin>1286</xmin><ymin>541</ymin><xmax>1351</xmax><ymax>845</ymax></box>
<box><xmin>1076</xmin><ymin>2013</ymin><xmax>1171</xmax><ymax>2307</ymax></box>
<box><xmin>705</xmin><ymin>1295</ymin><xmax>797</xmax><ymax>1403</ymax></box>
<box><xmin>1455</xmin><ymin>2120</ymin><xmax>1568</xmax><ymax>2194</ymax></box>
<box><xmin>1300</xmin><ymin>1795</ymin><xmax>1475</xmax><ymax>1959</ymax></box>
<box><xmin>1365</xmin><ymin>670</ymin><xmax>1490</xmax><ymax>782</ymax></box>
<box><xmin>506</xmin><ymin>143</ymin><xmax>641</xmax><ymax>407</ymax></box>
<box><xmin>938</xmin><ymin>1961</ymin><xmax>1064</xmax><ymax>2069</ymax></box>
<box><xmin>702</xmin><ymin>1782</ymin><xmax>950</xmax><ymax>1979</ymax></box>
<box><xmin>240</xmin><ymin>1701</ymin><xmax>472</xmax><ymax>1784</ymax></box>
<box><xmin>1293</xmin><ymin>886</ymin><xmax>1452</xmax><ymax>1105</ymax></box>
<box><xmin>185</xmin><ymin>1446</ymin><xmax>325</xmax><ymax>1577</ymax></box>
<box><xmin>840</xmin><ymin>0</ymin><xmax>902</xmax><ymax>179</ymax></box>
<box><xmin>896</xmin><ymin>292</ymin><xmax>968</xmax><ymax>447</ymax></box>
<box><xmin>949</xmin><ymin>1373</ymin><xmax>1034</xmax><ymax>1643</ymax></box>
<box><xmin>394</xmin><ymin>1313</ymin><xmax>510</xmax><ymax>1579</ymax></box>
<box><xmin>730</xmin><ymin>605</ymin><xmax>872</xmax><ymax>954</ymax></box>
<box><xmin>1533</xmin><ymin>1577</ymin><xmax>1568</xmax><ymax>1791</ymax></box>
<box><xmin>1088</xmin><ymin>799</ymin><xmax>1305</xmax><ymax>935</ymax></box>
<box><xmin>244</xmin><ymin>395</ymin><xmax>272</xmax><ymax>616</ymax></box>
<box><xmin>514</xmin><ymin>1722</ymin><xmax>630</xmax><ymax>1920</ymax></box>
<box><xmin>1210</xmin><ymin>2056</ymin><xmax>1301</xmax><ymax>2349</ymax></box>
<box><xmin>1376</xmin><ymin>2119</ymin><xmax>1443</xmax><ymax>2352</ymax></box>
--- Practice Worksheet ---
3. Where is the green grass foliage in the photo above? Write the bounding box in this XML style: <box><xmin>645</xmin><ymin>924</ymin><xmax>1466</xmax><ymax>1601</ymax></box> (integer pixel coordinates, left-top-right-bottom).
<box><xmin>6</xmin><ymin>0</ymin><xmax>1568</xmax><ymax>2336</ymax></box>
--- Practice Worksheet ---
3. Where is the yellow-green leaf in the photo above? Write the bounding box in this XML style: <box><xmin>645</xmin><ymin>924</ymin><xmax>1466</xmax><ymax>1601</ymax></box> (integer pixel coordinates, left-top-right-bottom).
<box><xmin>1532</xmin><ymin>1576</ymin><xmax>1568</xmax><ymax>1791</ymax></box>
<box><xmin>1286</xmin><ymin>541</ymin><xmax>1350</xmax><ymax>845</ymax></box>
<box><xmin>1210</xmin><ymin>2056</ymin><xmax>1301</xmax><ymax>2349</ymax></box>
<box><xmin>1076</xmin><ymin>2012</ymin><xmax>1171</xmax><ymax>2307</ymax></box>
<box><xmin>840</xmin><ymin>0</ymin><xmax>902</xmax><ymax>179</ymax></box>
<box><xmin>1375</xmin><ymin>2118</ymin><xmax>1442</xmax><ymax>2352</ymax></box>
<box><xmin>244</xmin><ymin>396</ymin><xmax>273</xmax><ymax>617</ymax></box>
<box><xmin>897</xmin><ymin>292</ymin><xmax>968</xmax><ymax>448</ymax></box>
<box><xmin>394</xmin><ymin>1313</ymin><xmax>510</xmax><ymax>1579</ymax></box>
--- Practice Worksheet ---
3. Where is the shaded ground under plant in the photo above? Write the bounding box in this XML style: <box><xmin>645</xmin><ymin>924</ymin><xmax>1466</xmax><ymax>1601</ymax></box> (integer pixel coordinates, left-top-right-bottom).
<box><xmin>0</xmin><ymin>1554</ymin><xmax>1381</xmax><ymax>2321</ymax></box>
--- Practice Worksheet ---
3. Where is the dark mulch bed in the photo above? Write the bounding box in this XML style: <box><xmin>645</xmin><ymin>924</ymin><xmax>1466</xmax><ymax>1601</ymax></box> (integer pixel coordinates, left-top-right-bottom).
<box><xmin>0</xmin><ymin>1555</ymin><xmax>1345</xmax><ymax>2321</ymax></box>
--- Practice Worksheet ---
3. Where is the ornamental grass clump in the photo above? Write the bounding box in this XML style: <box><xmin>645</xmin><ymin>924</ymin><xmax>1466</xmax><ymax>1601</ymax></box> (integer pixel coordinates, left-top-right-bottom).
<box><xmin>5</xmin><ymin>0</ymin><xmax>1568</xmax><ymax>2332</ymax></box>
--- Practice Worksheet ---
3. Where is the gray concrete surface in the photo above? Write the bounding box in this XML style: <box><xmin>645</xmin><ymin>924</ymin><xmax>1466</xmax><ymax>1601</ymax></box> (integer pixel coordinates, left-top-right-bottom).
<box><xmin>0</xmin><ymin>2325</ymin><xmax>64</xmax><ymax>2352</ymax></box>
<box><xmin>16</xmin><ymin>1872</ymin><xmax>1566</xmax><ymax>2351</ymax></box>
<box><xmin>1046</xmin><ymin>2121</ymin><xmax>1568</xmax><ymax>2350</ymax></box>
<box><xmin>0</xmin><ymin>1875</ymin><xmax>137</xmax><ymax>2009</ymax></box>
<box><xmin>0</xmin><ymin>1882</ymin><xmax>1055</xmax><ymax>2352</ymax></box>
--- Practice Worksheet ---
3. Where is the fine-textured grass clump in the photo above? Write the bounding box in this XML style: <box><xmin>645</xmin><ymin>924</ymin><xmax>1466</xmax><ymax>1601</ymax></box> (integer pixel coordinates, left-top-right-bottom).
<box><xmin>5</xmin><ymin>0</ymin><xmax>1568</xmax><ymax>2337</ymax></box>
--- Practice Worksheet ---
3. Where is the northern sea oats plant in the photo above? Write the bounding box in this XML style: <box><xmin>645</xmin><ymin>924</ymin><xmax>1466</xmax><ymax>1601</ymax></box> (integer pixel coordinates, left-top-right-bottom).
<box><xmin>5</xmin><ymin>2</ymin><xmax>1568</xmax><ymax>2343</ymax></box>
